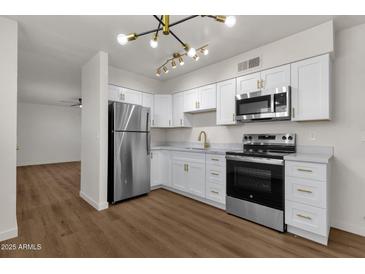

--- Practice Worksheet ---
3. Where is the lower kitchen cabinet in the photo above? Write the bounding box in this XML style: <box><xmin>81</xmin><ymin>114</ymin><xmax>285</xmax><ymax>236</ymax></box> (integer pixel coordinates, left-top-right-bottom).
<box><xmin>285</xmin><ymin>159</ymin><xmax>331</xmax><ymax>245</ymax></box>
<box><xmin>150</xmin><ymin>150</ymin><xmax>171</xmax><ymax>187</ymax></box>
<box><xmin>205</xmin><ymin>154</ymin><xmax>226</xmax><ymax>204</ymax></box>
<box><xmin>171</xmin><ymin>152</ymin><xmax>205</xmax><ymax>198</ymax></box>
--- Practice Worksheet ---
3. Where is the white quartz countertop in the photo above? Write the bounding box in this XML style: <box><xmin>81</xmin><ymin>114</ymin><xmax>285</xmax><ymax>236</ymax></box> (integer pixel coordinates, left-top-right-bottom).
<box><xmin>151</xmin><ymin>145</ymin><xmax>240</xmax><ymax>155</ymax></box>
<box><xmin>284</xmin><ymin>152</ymin><xmax>333</xmax><ymax>164</ymax></box>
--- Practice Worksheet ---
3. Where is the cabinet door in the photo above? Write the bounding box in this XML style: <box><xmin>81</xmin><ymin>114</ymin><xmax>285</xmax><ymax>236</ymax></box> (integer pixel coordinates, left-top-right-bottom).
<box><xmin>291</xmin><ymin>54</ymin><xmax>331</xmax><ymax>121</ymax></box>
<box><xmin>108</xmin><ymin>85</ymin><xmax>121</xmax><ymax>102</ymax></box>
<box><xmin>154</xmin><ymin>95</ymin><xmax>172</xmax><ymax>127</ymax></box>
<box><xmin>216</xmin><ymin>79</ymin><xmax>236</xmax><ymax>125</ymax></box>
<box><xmin>171</xmin><ymin>159</ymin><xmax>187</xmax><ymax>191</ymax></box>
<box><xmin>198</xmin><ymin>84</ymin><xmax>216</xmax><ymax>110</ymax></box>
<box><xmin>150</xmin><ymin>151</ymin><xmax>160</xmax><ymax>187</ymax></box>
<box><xmin>142</xmin><ymin>93</ymin><xmax>154</xmax><ymax>127</ymax></box>
<box><xmin>172</xmin><ymin>92</ymin><xmax>184</xmax><ymax>127</ymax></box>
<box><xmin>123</xmin><ymin>88</ymin><xmax>142</xmax><ymax>105</ymax></box>
<box><xmin>260</xmin><ymin>64</ymin><xmax>290</xmax><ymax>90</ymax></box>
<box><xmin>187</xmin><ymin>160</ymin><xmax>205</xmax><ymax>198</ymax></box>
<box><xmin>236</xmin><ymin>72</ymin><xmax>260</xmax><ymax>94</ymax></box>
<box><xmin>183</xmin><ymin>89</ymin><xmax>199</xmax><ymax>112</ymax></box>
<box><xmin>159</xmin><ymin>151</ymin><xmax>171</xmax><ymax>186</ymax></box>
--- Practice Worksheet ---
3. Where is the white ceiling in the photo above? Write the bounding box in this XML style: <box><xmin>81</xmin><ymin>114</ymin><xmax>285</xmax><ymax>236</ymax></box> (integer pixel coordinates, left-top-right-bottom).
<box><xmin>8</xmin><ymin>15</ymin><xmax>365</xmax><ymax>105</ymax></box>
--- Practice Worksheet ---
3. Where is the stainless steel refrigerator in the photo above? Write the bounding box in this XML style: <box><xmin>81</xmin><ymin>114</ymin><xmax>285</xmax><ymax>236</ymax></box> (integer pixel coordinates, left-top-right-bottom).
<box><xmin>108</xmin><ymin>101</ymin><xmax>151</xmax><ymax>203</ymax></box>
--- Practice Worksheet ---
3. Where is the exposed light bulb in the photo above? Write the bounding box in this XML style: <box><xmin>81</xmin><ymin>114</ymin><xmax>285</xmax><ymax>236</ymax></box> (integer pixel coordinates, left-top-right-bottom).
<box><xmin>171</xmin><ymin>60</ymin><xmax>177</xmax><ymax>69</ymax></box>
<box><xmin>193</xmin><ymin>54</ymin><xmax>200</xmax><ymax>61</ymax></box>
<box><xmin>178</xmin><ymin>57</ymin><xmax>184</xmax><ymax>66</ymax></box>
<box><xmin>117</xmin><ymin>34</ymin><xmax>128</xmax><ymax>45</ymax></box>
<box><xmin>187</xmin><ymin>47</ymin><xmax>196</xmax><ymax>58</ymax></box>
<box><xmin>225</xmin><ymin>16</ymin><xmax>236</xmax><ymax>28</ymax></box>
<box><xmin>150</xmin><ymin>36</ymin><xmax>158</xmax><ymax>48</ymax></box>
<box><xmin>202</xmin><ymin>48</ymin><xmax>209</xmax><ymax>55</ymax></box>
<box><xmin>156</xmin><ymin>69</ymin><xmax>161</xmax><ymax>77</ymax></box>
<box><xmin>163</xmin><ymin>66</ymin><xmax>169</xmax><ymax>74</ymax></box>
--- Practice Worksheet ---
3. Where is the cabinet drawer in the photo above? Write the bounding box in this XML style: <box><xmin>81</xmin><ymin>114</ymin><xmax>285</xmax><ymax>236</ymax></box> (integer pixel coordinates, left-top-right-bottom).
<box><xmin>285</xmin><ymin>201</ymin><xmax>327</xmax><ymax>236</ymax></box>
<box><xmin>206</xmin><ymin>154</ymin><xmax>226</xmax><ymax>167</ymax></box>
<box><xmin>286</xmin><ymin>161</ymin><xmax>327</xmax><ymax>181</ymax></box>
<box><xmin>206</xmin><ymin>183</ymin><xmax>225</xmax><ymax>204</ymax></box>
<box><xmin>206</xmin><ymin>165</ymin><xmax>225</xmax><ymax>181</ymax></box>
<box><xmin>285</xmin><ymin>177</ymin><xmax>326</xmax><ymax>208</ymax></box>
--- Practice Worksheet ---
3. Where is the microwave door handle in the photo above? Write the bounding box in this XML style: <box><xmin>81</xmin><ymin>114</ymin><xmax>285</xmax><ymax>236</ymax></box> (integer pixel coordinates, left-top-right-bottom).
<box><xmin>270</xmin><ymin>94</ymin><xmax>275</xmax><ymax>113</ymax></box>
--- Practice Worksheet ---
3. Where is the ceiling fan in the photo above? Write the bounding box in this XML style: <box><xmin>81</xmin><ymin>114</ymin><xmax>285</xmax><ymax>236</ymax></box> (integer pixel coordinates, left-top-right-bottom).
<box><xmin>60</xmin><ymin>98</ymin><xmax>82</xmax><ymax>108</ymax></box>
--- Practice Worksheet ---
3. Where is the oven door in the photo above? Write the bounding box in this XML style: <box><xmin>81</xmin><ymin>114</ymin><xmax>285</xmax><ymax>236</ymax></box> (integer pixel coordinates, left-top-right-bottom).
<box><xmin>226</xmin><ymin>155</ymin><xmax>284</xmax><ymax>210</ymax></box>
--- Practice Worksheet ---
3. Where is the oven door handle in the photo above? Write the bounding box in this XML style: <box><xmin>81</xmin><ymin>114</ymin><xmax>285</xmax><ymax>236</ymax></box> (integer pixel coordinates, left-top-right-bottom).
<box><xmin>225</xmin><ymin>155</ymin><xmax>284</xmax><ymax>166</ymax></box>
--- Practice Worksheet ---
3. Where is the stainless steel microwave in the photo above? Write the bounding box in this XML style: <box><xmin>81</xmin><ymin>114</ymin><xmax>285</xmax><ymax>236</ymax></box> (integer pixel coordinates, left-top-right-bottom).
<box><xmin>235</xmin><ymin>86</ymin><xmax>291</xmax><ymax>122</ymax></box>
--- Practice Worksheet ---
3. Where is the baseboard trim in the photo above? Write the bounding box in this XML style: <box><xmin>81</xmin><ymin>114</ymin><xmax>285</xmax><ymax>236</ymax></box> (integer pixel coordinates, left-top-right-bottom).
<box><xmin>80</xmin><ymin>191</ymin><xmax>108</xmax><ymax>211</ymax></box>
<box><xmin>0</xmin><ymin>227</ymin><xmax>18</xmax><ymax>242</ymax></box>
<box><xmin>17</xmin><ymin>160</ymin><xmax>81</xmax><ymax>167</ymax></box>
<box><xmin>331</xmin><ymin>220</ymin><xmax>365</xmax><ymax>238</ymax></box>
<box><xmin>287</xmin><ymin>225</ymin><xmax>328</xmax><ymax>245</ymax></box>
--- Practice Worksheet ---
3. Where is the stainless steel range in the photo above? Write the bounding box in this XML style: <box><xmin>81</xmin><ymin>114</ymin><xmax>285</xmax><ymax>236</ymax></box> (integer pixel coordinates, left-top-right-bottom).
<box><xmin>225</xmin><ymin>133</ymin><xmax>296</xmax><ymax>232</ymax></box>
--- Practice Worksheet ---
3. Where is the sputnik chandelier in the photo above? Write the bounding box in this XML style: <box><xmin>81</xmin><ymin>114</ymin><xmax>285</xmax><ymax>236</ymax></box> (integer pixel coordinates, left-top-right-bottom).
<box><xmin>117</xmin><ymin>15</ymin><xmax>236</xmax><ymax>77</ymax></box>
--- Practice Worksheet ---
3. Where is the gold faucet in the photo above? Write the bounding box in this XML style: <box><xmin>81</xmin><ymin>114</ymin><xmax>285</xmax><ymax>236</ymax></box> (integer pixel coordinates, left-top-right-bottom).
<box><xmin>198</xmin><ymin>131</ymin><xmax>209</xmax><ymax>149</ymax></box>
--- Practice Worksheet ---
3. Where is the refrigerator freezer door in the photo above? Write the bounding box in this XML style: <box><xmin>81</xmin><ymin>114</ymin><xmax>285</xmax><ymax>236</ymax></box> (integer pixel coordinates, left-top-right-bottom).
<box><xmin>112</xmin><ymin>131</ymin><xmax>151</xmax><ymax>202</ymax></box>
<box><xmin>113</xmin><ymin>102</ymin><xmax>150</xmax><ymax>132</ymax></box>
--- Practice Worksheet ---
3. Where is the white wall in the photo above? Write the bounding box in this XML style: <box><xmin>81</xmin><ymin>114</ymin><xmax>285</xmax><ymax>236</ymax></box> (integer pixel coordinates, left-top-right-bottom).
<box><xmin>17</xmin><ymin>102</ymin><xmax>81</xmax><ymax>166</ymax></box>
<box><xmin>80</xmin><ymin>51</ymin><xmax>109</xmax><ymax>211</ymax></box>
<box><xmin>0</xmin><ymin>17</ymin><xmax>18</xmax><ymax>241</ymax></box>
<box><xmin>163</xmin><ymin>23</ymin><xmax>365</xmax><ymax>237</ymax></box>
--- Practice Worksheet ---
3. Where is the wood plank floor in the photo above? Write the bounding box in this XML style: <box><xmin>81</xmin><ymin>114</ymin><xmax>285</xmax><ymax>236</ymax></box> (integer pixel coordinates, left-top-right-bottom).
<box><xmin>1</xmin><ymin>162</ymin><xmax>365</xmax><ymax>258</ymax></box>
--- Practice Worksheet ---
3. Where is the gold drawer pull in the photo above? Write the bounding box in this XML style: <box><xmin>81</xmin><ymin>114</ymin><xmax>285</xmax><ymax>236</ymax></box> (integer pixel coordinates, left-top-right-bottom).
<box><xmin>297</xmin><ymin>188</ymin><xmax>313</xmax><ymax>194</ymax></box>
<box><xmin>211</xmin><ymin>172</ymin><xmax>220</xmax><ymax>176</ymax></box>
<box><xmin>296</xmin><ymin>214</ymin><xmax>312</xmax><ymax>220</ymax></box>
<box><xmin>297</xmin><ymin>168</ymin><xmax>313</xmax><ymax>173</ymax></box>
<box><xmin>211</xmin><ymin>158</ymin><xmax>220</xmax><ymax>161</ymax></box>
<box><xmin>211</xmin><ymin>190</ymin><xmax>219</xmax><ymax>194</ymax></box>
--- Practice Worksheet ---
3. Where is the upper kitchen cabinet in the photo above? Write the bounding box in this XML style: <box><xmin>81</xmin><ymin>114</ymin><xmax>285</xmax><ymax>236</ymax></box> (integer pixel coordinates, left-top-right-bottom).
<box><xmin>236</xmin><ymin>65</ymin><xmax>290</xmax><ymax>94</ymax></box>
<box><xmin>172</xmin><ymin>92</ymin><xmax>192</xmax><ymax>127</ymax></box>
<box><xmin>153</xmin><ymin>94</ymin><xmax>173</xmax><ymax>128</ymax></box>
<box><xmin>108</xmin><ymin>85</ymin><xmax>142</xmax><ymax>105</ymax></box>
<box><xmin>291</xmin><ymin>54</ymin><xmax>331</xmax><ymax>121</ymax></box>
<box><xmin>236</xmin><ymin>72</ymin><xmax>260</xmax><ymax>94</ymax></box>
<box><xmin>121</xmin><ymin>88</ymin><xmax>142</xmax><ymax>105</ymax></box>
<box><xmin>260</xmin><ymin>64</ymin><xmax>290</xmax><ymax>90</ymax></box>
<box><xmin>142</xmin><ymin>93</ymin><xmax>154</xmax><ymax>127</ymax></box>
<box><xmin>183</xmin><ymin>84</ymin><xmax>217</xmax><ymax>113</ymax></box>
<box><xmin>216</xmin><ymin>79</ymin><xmax>236</xmax><ymax>125</ymax></box>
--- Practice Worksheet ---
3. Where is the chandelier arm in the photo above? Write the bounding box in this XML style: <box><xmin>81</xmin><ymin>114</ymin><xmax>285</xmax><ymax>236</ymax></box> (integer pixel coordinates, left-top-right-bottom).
<box><xmin>168</xmin><ymin>15</ymin><xmax>200</xmax><ymax>27</ymax></box>
<box><xmin>153</xmin><ymin>15</ymin><xmax>163</xmax><ymax>37</ymax></box>
<box><xmin>153</xmin><ymin>15</ymin><xmax>186</xmax><ymax>47</ymax></box>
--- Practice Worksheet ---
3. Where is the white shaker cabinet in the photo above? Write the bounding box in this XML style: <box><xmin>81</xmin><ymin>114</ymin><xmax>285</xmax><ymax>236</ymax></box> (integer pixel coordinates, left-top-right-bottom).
<box><xmin>153</xmin><ymin>95</ymin><xmax>172</xmax><ymax>128</ymax></box>
<box><xmin>150</xmin><ymin>150</ymin><xmax>171</xmax><ymax>187</ymax></box>
<box><xmin>291</xmin><ymin>54</ymin><xmax>331</xmax><ymax>121</ymax></box>
<box><xmin>216</xmin><ymin>79</ymin><xmax>236</xmax><ymax>125</ymax></box>
<box><xmin>260</xmin><ymin>64</ymin><xmax>290</xmax><ymax>90</ymax></box>
<box><xmin>198</xmin><ymin>84</ymin><xmax>217</xmax><ymax>111</ymax></box>
<box><xmin>108</xmin><ymin>85</ymin><xmax>121</xmax><ymax>101</ymax></box>
<box><xmin>186</xmin><ymin>158</ymin><xmax>205</xmax><ymax>198</ymax></box>
<box><xmin>150</xmin><ymin>150</ymin><xmax>160</xmax><ymax>187</ymax></box>
<box><xmin>171</xmin><ymin>158</ymin><xmax>188</xmax><ymax>192</ymax></box>
<box><xmin>183</xmin><ymin>84</ymin><xmax>216</xmax><ymax>113</ymax></box>
<box><xmin>172</xmin><ymin>92</ymin><xmax>192</xmax><ymax>127</ymax></box>
<box><xmin>121</xmin><ymin>88</ymin><xmax>142</xmax><ymax>105</ymax></box>
<box><xmin>236</xmin><ymin>72</ymin><xmax>260</xmax><ymax>94</ymax></box>
<box><xmin>142</xmin><ymin>93</ymin><xmax>154</xmax><ymax>126</ymax></box>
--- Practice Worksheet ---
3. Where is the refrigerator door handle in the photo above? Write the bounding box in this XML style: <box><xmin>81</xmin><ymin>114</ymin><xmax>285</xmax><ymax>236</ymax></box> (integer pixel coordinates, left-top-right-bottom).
<box><xmin>146</xmin><ymin>111</ymin><xmax>150</xmax><ymax>132</ymax></box>
<box><xmin>146</xmin><ymin>133</ymin><xmax>151</xmax><ymax>155</ymax></box>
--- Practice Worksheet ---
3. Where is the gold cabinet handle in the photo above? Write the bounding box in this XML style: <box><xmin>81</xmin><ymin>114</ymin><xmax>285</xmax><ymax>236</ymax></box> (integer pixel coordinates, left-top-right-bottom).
<box><xmin>297</xmin><ymin>188</ymin><xmax>313</xmax><ymax>194</ymax></box>
<box><xmin>260</xmin><ymin>79</ymin><xmax>264</xmax><ymax>89</ymax></box>
<box><xmin>296</xmin><ymin>214</ymin><xmax>312</xmax><ymax>220</ymax></box>
<box><xmin>211</xmin><ymin>190</ymin><xmax>219</xmax><ymax>194</ymax></box>
<box><xmin>257</xmin><ymin>80</ymin><xmax>260</xmax><ymax>89</ymax></box>
<box><xmin>180</xmin><ymin>119</ymin><xmax>182</xmax><ymax>126</ymax></box>
<box><xmin>297</xmin><ymin>168</ymin><xmax>313</xmax><ymax>173</ymax></box>
<box><xmin>211</xmin><ymin>172</ymin><xmax>219</xmax><ymax>176</ymax></box>
<box><xmin>186</xmin><ymin>164</ymin><xmax>189</xmax><ymax>172</ymax></box>
<box><xmin>292</xmin><ymin>107</ymin><xmax>295</xmax><ymax>118</ymax></box>
<box><xmin>211</xmin><ymin>158</ymin><xmax>219</xmax><ymax>161</ymax></box>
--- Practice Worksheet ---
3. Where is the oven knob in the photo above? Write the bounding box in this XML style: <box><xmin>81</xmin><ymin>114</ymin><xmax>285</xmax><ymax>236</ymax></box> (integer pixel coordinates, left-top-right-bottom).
<box><xmin>249</xmin><ymin>194</ymin><xmax>253</xmax><ymax>199</ymax></box>
<box><xmin>282</xmin><ymin>136</ymin><xmax>287</xmax><ymax>140</ymax></box>
<box><xmin>288</xmin><ymin>136</ymin><xmax>293</xmax><ymax>141</ymax></box>
<box><xmin>248</xmin><ymin>136</ymin><xmax>253</xmax><ymax>140</ymax></box>
<box><xmin>244</xmin><ymin>136</ymin><xmax>248</xmax><ymax>140</ymax></box>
